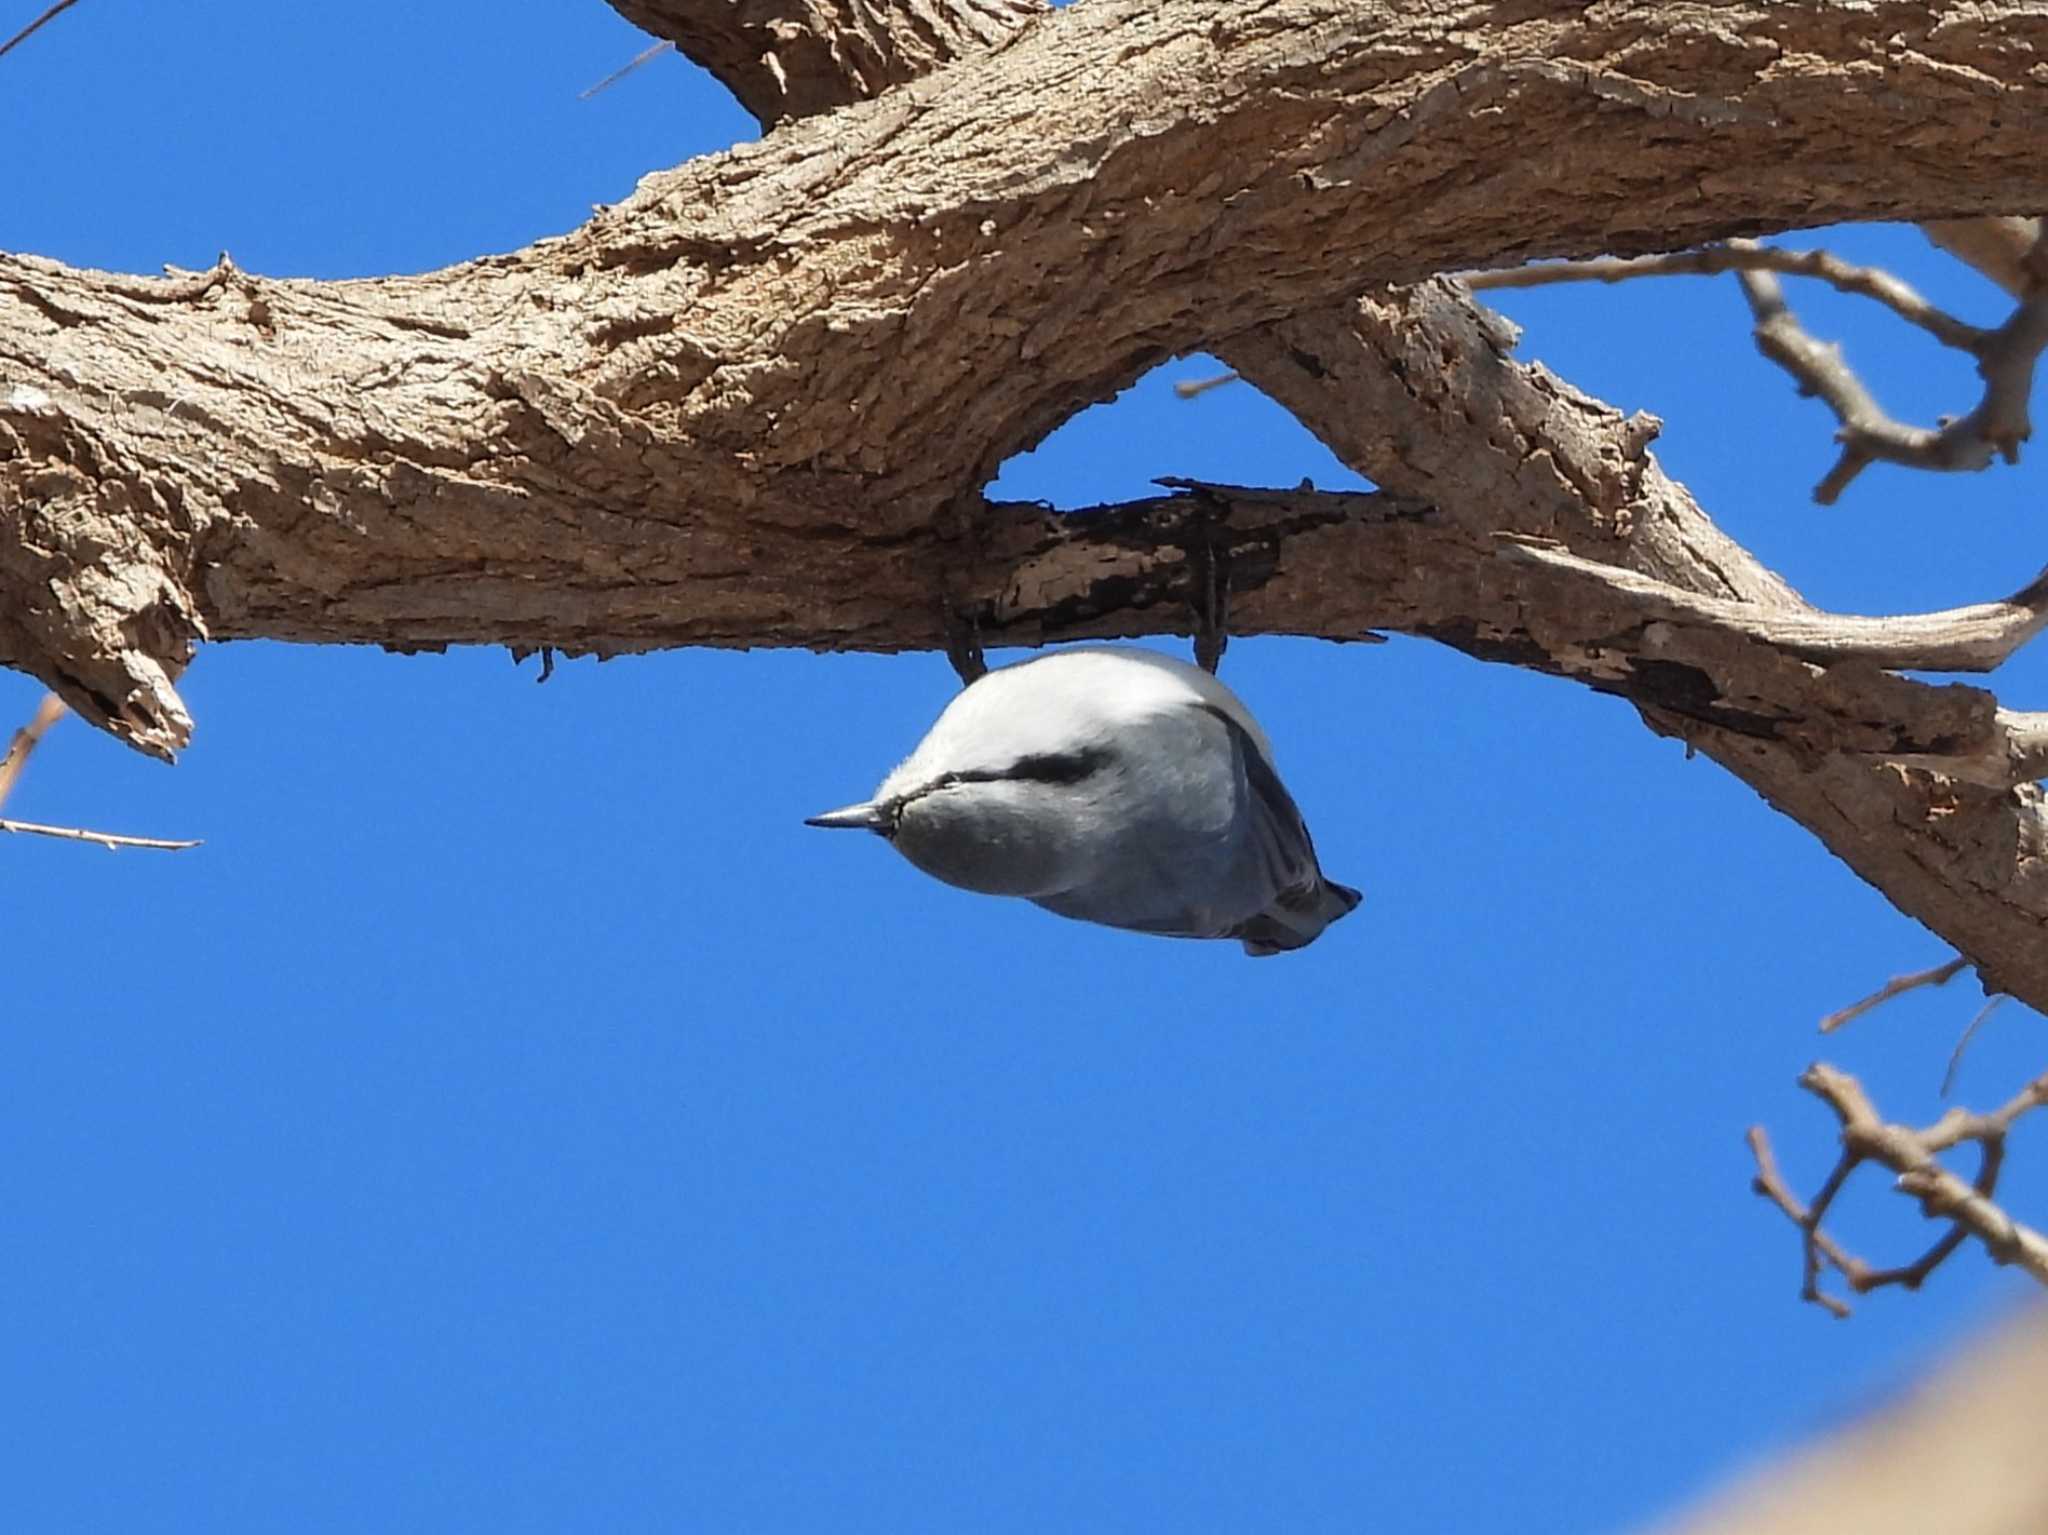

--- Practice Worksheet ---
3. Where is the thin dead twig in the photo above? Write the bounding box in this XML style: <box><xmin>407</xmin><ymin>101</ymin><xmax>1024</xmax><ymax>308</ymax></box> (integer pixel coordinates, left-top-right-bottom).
<box><xmin>579</xmin><ymin>39</ymin><xmax>675</xmax><ymax>100</ymax></box>
<box><xmin>1819</xmin><ymin>955</ymin><xmax>1969</xmax><ymax>1034</ymax></box>
<box><xmin>0</xmin><ymin>0</ymin><xmax>80</xmax><ymax>62</ymax></box>
<box><xmin>0</xmin><ymin>817</ymin><xmax>200</xmax><ymax>851</ymax></box>
<box><xmin>0</xmin><ymin>692</ymin><xmax>66</xmax><ymax>812</ymax></box>
<box><xmin>1749</xmin><ymin>1063</ymin><xmax>2048</xmax><ymax>1315</ymax></box>
<box><xmin>1746</xmin><ymin>1127</ymin><xmax>1863</xmax><ymax>1317</ymax></box>
<box><xmin>1942</xmin><ymin>995</ymin><xmax>2010</xmax><ymax>1099</ymax></box>
<box><xmin>1467</xmin><ymin>243</ymin><xmax>1989</xmax><ymax>353</ymax></box>
<box><xmin>1173</xmin><ymin>371</ymin><xmax>1240</xmax><ymax>400</ymax></box>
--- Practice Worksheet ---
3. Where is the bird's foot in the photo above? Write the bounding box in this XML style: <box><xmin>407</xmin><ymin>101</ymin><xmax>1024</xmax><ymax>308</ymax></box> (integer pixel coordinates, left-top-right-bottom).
<box><xmin>1190</xmin><ymin>530</ymin><xmax>1231</xmax><ymax>675</ymax></box>
<box><xmin>945</xmin><ymin>604</ymin><xmax>988</xmax><ymax>686</ymax></box>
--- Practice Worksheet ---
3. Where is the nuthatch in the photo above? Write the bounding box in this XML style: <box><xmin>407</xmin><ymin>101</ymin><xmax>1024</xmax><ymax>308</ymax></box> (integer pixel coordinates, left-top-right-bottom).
<box><xmin>807</xmin><ymin>648</ymin><xmax>1360</xmax><ymax>955</ymax></box>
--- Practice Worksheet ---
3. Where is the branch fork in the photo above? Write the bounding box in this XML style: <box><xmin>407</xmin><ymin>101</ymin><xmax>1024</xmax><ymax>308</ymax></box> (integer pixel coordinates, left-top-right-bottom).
<box><xmin>1750</xmin><ymin>1063</ymin><xmax>2048</xmax><ymax>1316</ymax></box>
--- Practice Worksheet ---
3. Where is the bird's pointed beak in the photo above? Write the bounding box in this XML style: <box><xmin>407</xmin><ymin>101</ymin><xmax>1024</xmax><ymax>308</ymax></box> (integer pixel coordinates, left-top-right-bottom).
<box><xmin>804</xmin><ymin>800</ymin><xmax>891</xmax><ymax>832</ymax></box>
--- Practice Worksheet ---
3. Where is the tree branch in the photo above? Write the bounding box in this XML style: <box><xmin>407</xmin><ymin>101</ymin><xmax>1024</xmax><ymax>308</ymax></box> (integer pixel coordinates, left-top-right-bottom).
<box><xmin>1466</xmin><ymin>243</ymin><xmax>1990</xmax><ymax>354</ymax></box>
<box><xmin>1213</xmin><ymin>281</ymin><xmax>1796</xmax><ymax>601</ymax></box>
<box><xmin>1210</xmin><ymin>278</ymin><xmax>2048</xmax><ymax>1009</ymax></box>
<box><xmin>0</xmin><ymin>816</ymin><xmax>198</xmax><ymax>852</ymax></box>
<box><xmin>10</xmin><ymin>0</ymin><xmax>2048</xmax><ymax>752</ymax></box>
<box><xmin>1738</xmin><ymin>233</ymin><xmax>2048</xmax><ymax>503</ymax></box>
<box><xmin>1494</xmin><ymin>537</ymin><xmax>2048</xmax><ymax>675</ymax></box>
<box><xmin>0</xmin><ymin>690</ymin><xmax>63</xmax><ymax>811</ymax></box>
<box><xmin>0</xmin><ymin>0</ymin><xmax>81</xmax><ymax>62</ymax></box>
<box><xmin>1817</xmin><ymin>955</ymin><xmax>1969</xmax><ymax>1035</ymax></box>
<box><xmin>1749</xmin><ymin>1063</ymin><xmax>2048</xmax><ymax>1315</ymax></box>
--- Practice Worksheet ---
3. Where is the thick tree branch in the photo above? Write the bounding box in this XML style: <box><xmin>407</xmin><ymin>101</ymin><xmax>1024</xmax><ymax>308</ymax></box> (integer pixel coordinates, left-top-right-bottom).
<box><xmin>946</xmin><ymin>481</ymin><xmax>2045</xmax><ymax>783</ymax></box>
<box><xmin>1494</xmin><ymin>539</ymin><xmax>2048</xmax><ymax>675</ymax></box>
<box><xmin>497</xmin><ymin>0</ymin><xmax>2048</xmax><ymax>1023</ymax></box>
<box><xmin>1214</xmin><ymin>282</ymin><xmax>1797</xmax><ymax>601</ymax></box>
<box><xmin>10</xmin><ymin>0</ymin><xmax>2048</xmax><ymax>752</ymax></box>
<box><xmin>605</xmin><ymin>0</ymin><xmax>1048</xmax><ymax>125</ymax></box>
<box><xmin>1212</xmin><ymin>280</ymin><xmax>2048</xmax><ymax>1009</ymax></box>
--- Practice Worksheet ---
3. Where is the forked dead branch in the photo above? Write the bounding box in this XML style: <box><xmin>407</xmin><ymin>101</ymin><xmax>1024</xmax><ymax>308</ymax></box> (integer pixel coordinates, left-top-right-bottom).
<box><xmin>1740</xmin><ymin>250</ymin><xmax>2048</xmax><ymax>504</ymax></box>
<box><xmin>1749</xmin><ymin>1064</ymin><xmax>2048</xmax><ymax>1316</ymax></box>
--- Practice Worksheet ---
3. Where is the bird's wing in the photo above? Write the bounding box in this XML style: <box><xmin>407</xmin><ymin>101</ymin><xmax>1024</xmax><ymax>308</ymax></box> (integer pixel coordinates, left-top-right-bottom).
<box><xmin>1196</xmin><ymin>703</ymin><xmax>1321</xmax><ymax>897</ymax></box>
<box><xmin>1031</xmin><ymin>700</ymin><xmax>1342</xmax><ymax>946</ymax></box>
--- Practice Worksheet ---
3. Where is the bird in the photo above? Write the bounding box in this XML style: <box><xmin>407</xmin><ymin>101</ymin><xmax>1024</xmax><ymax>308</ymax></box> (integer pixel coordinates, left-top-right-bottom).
<box><xmin>806</xmin><ymin>646</ymin><xmax>1361</xmax><ymax>955</ymax></box>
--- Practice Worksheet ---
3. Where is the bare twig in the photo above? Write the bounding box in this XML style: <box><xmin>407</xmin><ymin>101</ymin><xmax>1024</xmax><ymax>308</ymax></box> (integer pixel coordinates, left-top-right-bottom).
<box><xmin>578</xmin><ymin>38</ymin><xmax>675</xmax><ymax>100</ymax></box>
<box><xmin>1746</xmin><ymin>1126</ymin><xmax>1860</xmax><ymax>1316</ymax></box>
<box><xmin>1818</xmin><ymin>955</ymin><xmax>1969</xmax><ymax>1034</ymax></box>
<box><xmin>1173</xmin><ymin>370</ymin><xmax>1240</xmax><ymax>400</ymax></box>
<box><xmin>0</xmin><ymin>816</ymin><xmax>199</xmax><ymax>852</ymax></box>
<box><xmin>0</xmin><ymin>692</ymin><xmax>65</xmax><ymax>812</ymax></box>
<box><xmin>0</xmin><ymin>0</ymin><xmax>80</xmax><ymax>62</ymax></box>
<box><xmin>1749</xmin><ymin>1062</ymin><xmax>2048</xmax><ymax>1314</ymax></box>
<box><xmin>1943</xmin><ymin>995</ymin><xmax>2010</xmax><ymax>1098</ymax></box>
<box><xmin>1467</xmin><ymin>243</ymin><xmax>1990</xmax><ymax>353</ymax></box>
<box><xmin>1737</xmin><ymin>232</ymin><xmax>2048</xmax><ymax>504</ymax></box>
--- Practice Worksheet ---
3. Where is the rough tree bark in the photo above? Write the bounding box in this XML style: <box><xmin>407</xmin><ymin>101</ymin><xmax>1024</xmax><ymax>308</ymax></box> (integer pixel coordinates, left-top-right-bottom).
<box><xmin>607</xmin><ymin>0</ymin><xmax>1050</xmax><ymax>122</ymax></box>
<box><xmin>7</xmin><ymin>0</ymin><xmax>2048</xmax><ymax>1007</ymax></box>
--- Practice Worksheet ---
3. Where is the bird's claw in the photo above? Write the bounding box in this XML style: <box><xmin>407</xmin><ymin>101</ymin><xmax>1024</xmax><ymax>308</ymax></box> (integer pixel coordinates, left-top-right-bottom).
<box><xmin>945</xmin><ymin>605</ymin><xmax>988</xmax><ymax>686</ymax></box>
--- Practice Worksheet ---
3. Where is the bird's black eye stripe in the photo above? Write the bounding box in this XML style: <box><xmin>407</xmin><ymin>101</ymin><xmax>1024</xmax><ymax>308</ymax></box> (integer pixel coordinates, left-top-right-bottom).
<box><xmin>999</xmin><ymin>748</ymin><xmax>1113</xmax><ymax>785</ymax></box>
<box><xmin>919</xmin><ymin>747</ymin><xmax>1113</xmax><ymax>796</ymax></box>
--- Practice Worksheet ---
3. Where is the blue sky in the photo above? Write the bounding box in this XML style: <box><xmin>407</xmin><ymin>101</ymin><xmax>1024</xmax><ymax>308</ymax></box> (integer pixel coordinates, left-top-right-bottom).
<box><xmin>5</xmin><ymin>5</ymin><xmax>2045</xmax><ymax>1532</ymax></box>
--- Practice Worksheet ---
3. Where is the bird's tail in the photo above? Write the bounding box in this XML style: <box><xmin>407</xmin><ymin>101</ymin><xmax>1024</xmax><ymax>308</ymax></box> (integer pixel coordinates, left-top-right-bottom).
<box><xmin>1235</xmin><ymin>878</ymin><xmax>1363</xmax><ymax>957</ymax></box>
